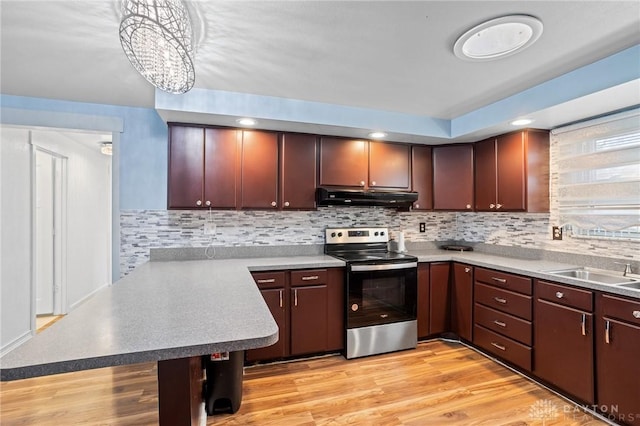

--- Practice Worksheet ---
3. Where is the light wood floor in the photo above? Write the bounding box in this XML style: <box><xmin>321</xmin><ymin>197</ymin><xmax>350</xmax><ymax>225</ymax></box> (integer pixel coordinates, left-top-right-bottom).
<box><xmin>36</xmin><ymin>315</ymin><xmax>64</xmax><ymax>333</ymax></box>
<box><xmin>0</xmin><ymin>340</ymin><xmax>608</xmax><ymax>425</ymax></box>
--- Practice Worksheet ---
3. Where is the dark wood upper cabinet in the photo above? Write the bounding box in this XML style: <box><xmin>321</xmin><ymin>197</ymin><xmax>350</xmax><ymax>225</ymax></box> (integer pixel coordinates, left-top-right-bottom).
<box><xmin>168</xmin><ymin>126</ymin><xmax>205</xmax><ymax>209</ymax></box>
<box><xmin>432</xmin><ymin>144</ymin><xmax>474</xmax><ymax>211</ymax></box>
<box><xmin>240</xmin><ymin>130</ymin><xmax>279</xmax><ymax>209</ymax></box>
<box><xmin>280</xmin><ymin>133</ymin><xmax>317</xmax><ymax>209</ymax></box>
<box><xmin>319</xmin><ymin>137</ymin><xmax>368</xmax><ymax>187</ymax></box>
<box><xmin>368</xmin><ymin>141</ymin><xmax>410</xmax><ymax>189</ymax></box>
<box><xmin>411</xmin><ymin>145</ymin><xmax>433</xmax><ymax>211</ymax></box>
<box><xmin>204</xmin><ymin>128</ymin><xmax>239</xmax><ymax>209</ymax></box>
<box><xmin>475</xmin><ymin>129</ymin><xmax>549</xmax><ymax>212</ymax></box>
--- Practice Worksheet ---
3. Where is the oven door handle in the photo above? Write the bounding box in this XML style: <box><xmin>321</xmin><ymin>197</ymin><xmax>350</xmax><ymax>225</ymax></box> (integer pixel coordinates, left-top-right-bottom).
<box><xmin>350</xmin><ymin>262</ymin><xmax>418</xmax><ymax>272</ymax></box>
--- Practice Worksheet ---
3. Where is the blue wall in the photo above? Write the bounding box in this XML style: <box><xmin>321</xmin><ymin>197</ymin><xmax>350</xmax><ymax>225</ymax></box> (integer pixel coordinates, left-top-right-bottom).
<box><xmin>1</xmin><ymin>95</ymin><xmax>168</xmax><ymax>210</ymax></box>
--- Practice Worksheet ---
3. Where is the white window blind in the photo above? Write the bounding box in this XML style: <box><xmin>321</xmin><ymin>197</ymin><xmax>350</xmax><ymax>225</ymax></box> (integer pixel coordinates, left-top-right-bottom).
<box><xmin>554</xmin><ymin>109</ymin><xmax>640</xmax><ymax>238</ymax></box>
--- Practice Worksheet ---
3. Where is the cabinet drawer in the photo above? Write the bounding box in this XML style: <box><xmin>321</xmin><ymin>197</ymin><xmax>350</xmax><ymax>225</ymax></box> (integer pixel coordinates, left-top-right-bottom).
<box><xmin>474</xmin><ymin>324</ymin><xmax>532</xmax><ymax>371</ymax></box>
<box><xmin>475</xmin><ymin>268</ymin><xmax>532</xmax><ymax>295</ymax></box>
<box><xmin>599</xmin><ymin>293</ymin><xmax>640</xmax><ymax>326</ymax></box>
<box><xmin>475</xmin><ymin>283</ymin><xmax>532</xmax><ymax>320</ymax></box>
<box><xmin>474</xmin><ymin>303</ymin><xmax>532</xmax><ymax>346</ymax></box>
<box><xmin>251</xmin><ymin>271</ymin><xmax>286</xmax><ymax>289</ymax></box>
<box><xmin>536</xmin><ymin>280</ymin><xmax>593</xmax><ymax>311</ymax></box>
<box><xmin>291</xmin><ymin>269</ymin><xmax>328</xmax><ymax>287</ymax></box>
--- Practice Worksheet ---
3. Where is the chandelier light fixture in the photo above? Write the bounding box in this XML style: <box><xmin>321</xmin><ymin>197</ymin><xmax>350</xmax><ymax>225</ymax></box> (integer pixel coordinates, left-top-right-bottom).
<box><xmin>119</xmin><ymin>0</ymin><xmax>195</xmax><ymax>94</ymax></box>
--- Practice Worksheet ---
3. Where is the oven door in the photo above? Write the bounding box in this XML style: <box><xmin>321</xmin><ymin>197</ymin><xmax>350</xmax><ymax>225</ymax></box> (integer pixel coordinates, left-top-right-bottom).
<box><xmin>347</xmin><ymin>262</ymin><xmax>417</xmax><ymax>329</ymax></box>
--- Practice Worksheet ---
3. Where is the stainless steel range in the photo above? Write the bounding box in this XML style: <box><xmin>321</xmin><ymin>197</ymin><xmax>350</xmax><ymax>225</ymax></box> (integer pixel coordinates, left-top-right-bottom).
<box><xmin>325</xmin><ymin>227</ymin><xmax>418</xmax><ymax>359</ymax></box>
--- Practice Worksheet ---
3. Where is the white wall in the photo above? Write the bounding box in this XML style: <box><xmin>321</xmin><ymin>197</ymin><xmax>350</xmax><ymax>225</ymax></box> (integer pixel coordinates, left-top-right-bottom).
<box><xmin>1</xmin><ymin>127</ymin><xmax>33</xmax><ymax>351</ymax></box>
<box><xmin>1</xmin><ymin>127</ymin><xmax>111</xmax><ymax>353</ymax></box>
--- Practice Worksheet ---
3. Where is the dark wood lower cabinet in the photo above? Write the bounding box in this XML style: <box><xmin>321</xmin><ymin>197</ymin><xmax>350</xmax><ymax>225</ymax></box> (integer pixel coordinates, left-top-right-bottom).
<box><xmin>291</xmin><ymin>285</ymin><xmax>328</xmax><ymax>356</ymax></box>
<box><xmin>595</xmin><ymin>294</ymin><xmax>640</xmax><ymax>426</ymax></box>
<box><xmin>417</xmin><ymin>263</ymin><xmax>430</xmax><ymax>339</ymax></box>
<box><xmin>451</xmin><ymin>263</ymin><xmax>473</xmax><ymax>341</ymax></box>
<box><xmin>245</xmin><ymin>287</ymin><xmax>287</xmax><ymax>362</ymax></box>
<box><xmin>534</xmin><ymin>299</ymin><xmax>594</xmax><ymax>404</ymax></box>
<box><xmin>429</xmin><ymin>262</ymin><xmax>451</xmax><ymax>335</ymax></box>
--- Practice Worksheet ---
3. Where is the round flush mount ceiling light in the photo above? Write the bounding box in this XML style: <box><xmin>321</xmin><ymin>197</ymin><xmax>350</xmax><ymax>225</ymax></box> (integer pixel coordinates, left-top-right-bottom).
<box><xmin>511</xmin><ymin>118</ymin><xmax>534</xmax><ymax>126</ymax></box>
<box><xmin>236</xmin><ymin>118</ymin><xmax>257</xmax><ymax>126</ymax></box>
<box><xmin>453</xmin><ymin>15</ymin><xmax>543</xmax><ymax>61</ymax></box>
<box><xmin>368</xmin><ymin>131</ymin><xmax>387</xmax><ymax>139</ymax></box>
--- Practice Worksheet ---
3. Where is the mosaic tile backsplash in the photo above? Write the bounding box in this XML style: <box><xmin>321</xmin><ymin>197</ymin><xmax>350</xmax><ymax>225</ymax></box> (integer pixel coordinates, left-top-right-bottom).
<box><xmin>120</xmin><ymin>207</ymin><xmax>638</xmax><ymax>276</ymax></box>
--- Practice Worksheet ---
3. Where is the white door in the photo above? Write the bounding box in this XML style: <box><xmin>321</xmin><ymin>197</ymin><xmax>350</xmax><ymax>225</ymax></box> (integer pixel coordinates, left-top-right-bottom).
<box><xmin>35</xmin><ymin>150</ymin><xmax>55</xmax><ymax>315</ymax></box>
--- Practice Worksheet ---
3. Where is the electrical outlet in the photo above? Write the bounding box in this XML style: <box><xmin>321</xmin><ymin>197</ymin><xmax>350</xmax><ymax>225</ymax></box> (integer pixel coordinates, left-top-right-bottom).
<box><xmin>419</xmin><ymin>222</ymin><xmax>426</xmax><ymax>233</ymax></box>
<box><xmin>204</xmin><ymin>222</ymin><xmax>217</xmax><ymax>235</ymax></box>
<box><xmin>552</xmin><ymin>226</ymin><xmax>563</xmax><ymax>240</ymax></box>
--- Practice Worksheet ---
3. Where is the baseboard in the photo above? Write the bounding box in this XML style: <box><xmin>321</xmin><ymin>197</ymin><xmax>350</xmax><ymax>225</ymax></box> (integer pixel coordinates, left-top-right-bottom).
<box><xmin>68</xmin><ymin>282</ymin><xmax>109</xmax><ymax>311</ymax></box>
<box><xmin>1</xmin><ymin>330</ymin><xmax>33</xmax><ymax>357</ymax></box>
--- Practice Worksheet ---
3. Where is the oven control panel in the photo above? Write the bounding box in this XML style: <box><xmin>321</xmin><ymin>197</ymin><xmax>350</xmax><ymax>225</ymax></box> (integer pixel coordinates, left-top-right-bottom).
<box><xmin>325</xmin><ymin>227</ymin><xmax>389</xmax><ymax>244</ymax></box>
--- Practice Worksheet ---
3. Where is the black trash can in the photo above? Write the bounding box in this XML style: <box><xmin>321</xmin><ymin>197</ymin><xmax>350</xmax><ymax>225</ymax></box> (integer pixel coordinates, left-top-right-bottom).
<box><xmin>203</xmin><ymin>351</ymin><xmax>244</xmax><ymax>415</ymax></box>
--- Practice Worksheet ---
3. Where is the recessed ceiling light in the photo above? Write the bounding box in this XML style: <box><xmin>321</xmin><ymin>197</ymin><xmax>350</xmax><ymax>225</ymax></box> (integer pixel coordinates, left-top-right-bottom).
<box><xmin>368</xmin><ymin>131</ymin><xmax>387</xmax><ymax>139</ymax></box>
<box><xmin>454</xmin><ymin>15</ymin><xmax>543</xmax><ymax>61</ymax></box>
<box><xmin>511</xmin><ymin>118</ymin><xmax>534</xmax><ymax>126</ymax></box>
<box><xmin>236</xmin><ymin>118</ymin><xmax>257</xmax><ymax>126</ymax></box>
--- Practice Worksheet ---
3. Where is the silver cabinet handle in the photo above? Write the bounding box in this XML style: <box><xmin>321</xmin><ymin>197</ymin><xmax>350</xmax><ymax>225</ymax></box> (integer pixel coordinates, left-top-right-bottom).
<box><xmin>196</xmin><ymin>200</ymin><xmax>202</xmax><ymax>206</ymax></box>
<box><xmin>496</xmin><ymin>204</ymin><xmax>503</xmax><ymax>209</ymax></box>
<box><xmin>415</xmin><ymin>203</ymin><xmax>420</xmax><ymax>209</ymax></box>
<box><xmin>205</xmin><ymin>200</ymin><xmax>211</xmax><ymax>207</ymax></box>
<box><xmin>605</xmin><ymin>320</ymin><xmax>611</xmax><ymax>344</ymax></box>
<box><xmin>271</xmin><ymin>201</ymin><xmax>277</xmax><ymax>207</ymax></box>
<box><xmin>466</xmin><ymin>204</ymin><xmax>472</xmax><ymax>209</ymax></box>
<box><xmin>284</xmin><ymin>201</ymin><xmax>290</xmax><ymax>207</ymax></box>
<box><xmin>257</xmin><ymin>278</ymin><xmax>275</xmax><ymax>284</ymax></box>
<box><xmin>279</xmin><ymin>289</ymin><xmax>283</xmax><ymax>308</ymax></box>
<box><xmin>633</xmin><ymin>311</ymin><xmax>640</xmax><ymax>319</ymax></box>
<box><xmin>493</xmin><ymin>320</ymin><xmax>506</xmax><ymax>328</ymax></box>
<box><xmin>293</xmin><ymin>289</ymin><xmax>298</xmax><ymax>306</ymax></box>
<box><xmin>556</xmin><ymin>292</ymin><xmax>564</xmax><ymax>299</ymax></box>
<box><xmin>360</xmin><ymin>180</ymin><xmax>365</xmax><ymax>186</ymax></box>
<box><xmin>494</xmin><ymin>297</ymin><xmax>507</xmax><ymax>304</ymax></box>
<box><xmin>371</xmin><ymin>181</ymin><xmax>376</xmax><ymax>186</ymax></box>
<box><xmin>491</xmin><ymin>342</ymin><xmax>506</xmax><ymax>351</ymax></box>
<box><xmin>464</xmin><ymin>267</ymin><xmax>471</xmax><ymax>273</ymax></box>
<box><xmin>301</xmin><ymin>275</ymin><xmax>319</xmax><ymax>281</ymax></box>
<box><xmin>492</xmin><ymin>277</ymin><xmax>507</xmax><ymax>283</ymax></box>
<box><xmin>490</xmin><ymin>204</ymin><xmax>495</xmax><ymax>209</ymax></box>
<box><xmin>581</xmin><ymin>313</ymin><xmax>586</xmax><ymax>336</ymax></box>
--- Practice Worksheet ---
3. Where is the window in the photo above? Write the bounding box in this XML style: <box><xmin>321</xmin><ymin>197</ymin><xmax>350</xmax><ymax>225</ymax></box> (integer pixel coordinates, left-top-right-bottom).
<box><xmin>554</xmin><ymin>109</ymin><xmax>640</xmax><ymax>240</ymax></box>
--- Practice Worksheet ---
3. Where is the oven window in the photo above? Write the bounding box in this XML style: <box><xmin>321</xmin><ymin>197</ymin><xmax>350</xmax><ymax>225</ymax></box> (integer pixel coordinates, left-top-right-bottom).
<box><xmin>347</xmin><ymin>268</ymin><xmax>417</xmax><ymax>329</ymax></box>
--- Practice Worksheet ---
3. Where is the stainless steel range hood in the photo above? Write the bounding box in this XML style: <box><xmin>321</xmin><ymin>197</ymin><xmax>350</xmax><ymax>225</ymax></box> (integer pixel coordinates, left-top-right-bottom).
<box><xmin>316</xmin><ymin>187</ymin><xmax>418</xmax><ymax>208</ymax></box>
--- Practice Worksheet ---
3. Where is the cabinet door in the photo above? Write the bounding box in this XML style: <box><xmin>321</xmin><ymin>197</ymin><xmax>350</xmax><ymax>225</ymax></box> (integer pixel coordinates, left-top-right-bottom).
<box><xmin>534</xmin><ymin>299</ymin><xmax>594</xmax><ymax>404</ymax></box>
<box><xmin>204</xmin><ymin>128</ymin><xmax>238</xmax><ymax>209</ymax></box>
<box><xmin>369</xmin><ymin>141</ymin><xmax>410</xmax><ymax>189</ymax></box>
<box><xmin>429</xmin><ymin>262</ymin><xmax>451</xmax><ymax>335</ymax></box>
<box><xmin>496</xmin><ymin>132</ymin><xmax>526</xmax><ymax>211</ymax></box>
<box><xmin>411</xmin><ymin>146</ymin><xmax>433</xmax><ymax>211</ymax></box>
<box><xmin>319</xmin><ymin>137</ymin><xmax>368</xmax><ymax>187</ymax></box>
<box><xmin>290</xmin><ymin>285</ymin><xmax>328</xmax><ymax>356</ymax></box>
<box><xmin>246</xmin><ymin>288</ymin><xmax>287</xmax><ymax>361</ymax></box>
<box><xmin>474</xmin><ymin>138</ymin><xmax>497</xmax><ymax>211</ymax></box>
<box><xmin>280</xmin><ymin>133</ymin><xmax>317</xmax><ymax>209</ymax></box>
<box><xmin>433</xmin><ymin>145</ymin><xmax>474</xmax><ymax>211</ymax></box>
<box><xmin>451</xmin><ymin>263</ymin><xmax>473</xmax><ymax>341</ymax></box>
<box><xmin>417</xmin><ymin>263</ymin><xmax>430</xmax><ymax>339</ymax></box>
<box><xmin>240</xmin><ymin>131</ymin><xmax>279</xmax><ymax>209</ymax></box>
<box><xmin>168</xmin><ymin>126</ymin><xmax>204</xmax><ymax>209</ymax></box>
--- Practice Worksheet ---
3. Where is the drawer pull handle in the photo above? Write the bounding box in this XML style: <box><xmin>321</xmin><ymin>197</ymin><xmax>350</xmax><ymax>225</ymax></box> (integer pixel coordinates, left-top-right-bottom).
<box><xmin>301</xmin><ymin>275</ymin><xmax>319</xmax><ymax>281</ymax></box>
<box><xmin>491</xmin><ymin>342</ymin><xmax>506</xmax><ymax>351</ymax></box>
<box><xmin>257</xmin><ymin>278</ymin><xmax>276</xmax><ymax>284</ymax></box>
<box><xmin>633</xmin><ymin>310</ymin><xmax>640</xmax><ymax>319</ymax></box>
<box><xmin>494</xmin><ymin>297</ymin><xmax>507</xmax><ymax>304</ymax></box>
<box><xmin>605</xmin><ymin>320</ymin><xmax>611</xmax><ymax>344</ymax></box>
<box><xmin>492</xmin><ymin>277</ymin><xmax>507</xmax><ymax>283</ymax></box>
<box><xmin>556</xmin><ymin>291</ymin><xmax>564</xmax><ymax>299</ymax></box>
<box><xmin>581</xmin><ymin>313</ymin><xmax>586</xmax><ymax>336</ymax></box>
<box><xmin>493</xmin><ymin>320</ymin><xmax>506</xmax><ymax>328</ymax></box>
<box><xmin>279</xmin><ymin>289</ymin><xmax>283</xmax><ymax>308</ymax></box>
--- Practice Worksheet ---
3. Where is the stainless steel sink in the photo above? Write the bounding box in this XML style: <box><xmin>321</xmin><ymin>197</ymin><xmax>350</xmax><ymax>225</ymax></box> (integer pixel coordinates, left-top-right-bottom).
<box><xmin>615</xmin><ymin>281</ymin><xmax>640</xmax><ymax>290</ymax></box>
<box><xmin>545</xmin><ymin>268</ymin><xmax>639</xmax><ymax>285</ymax></box>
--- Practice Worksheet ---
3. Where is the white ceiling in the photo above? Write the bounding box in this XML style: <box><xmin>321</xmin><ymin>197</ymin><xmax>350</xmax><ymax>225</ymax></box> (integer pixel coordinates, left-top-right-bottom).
<box><xmin>1</xmin><ymin>1</ymin><xmax>639</xmax><ymax>141</ymax></box>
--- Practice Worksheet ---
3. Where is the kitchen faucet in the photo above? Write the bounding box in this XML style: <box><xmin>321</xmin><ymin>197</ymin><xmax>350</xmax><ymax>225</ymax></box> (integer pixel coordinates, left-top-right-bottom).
<box><xmin>614</xmin><ymin>262</ymin><xmax>632</xmax><ymax>276</ymax></box>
